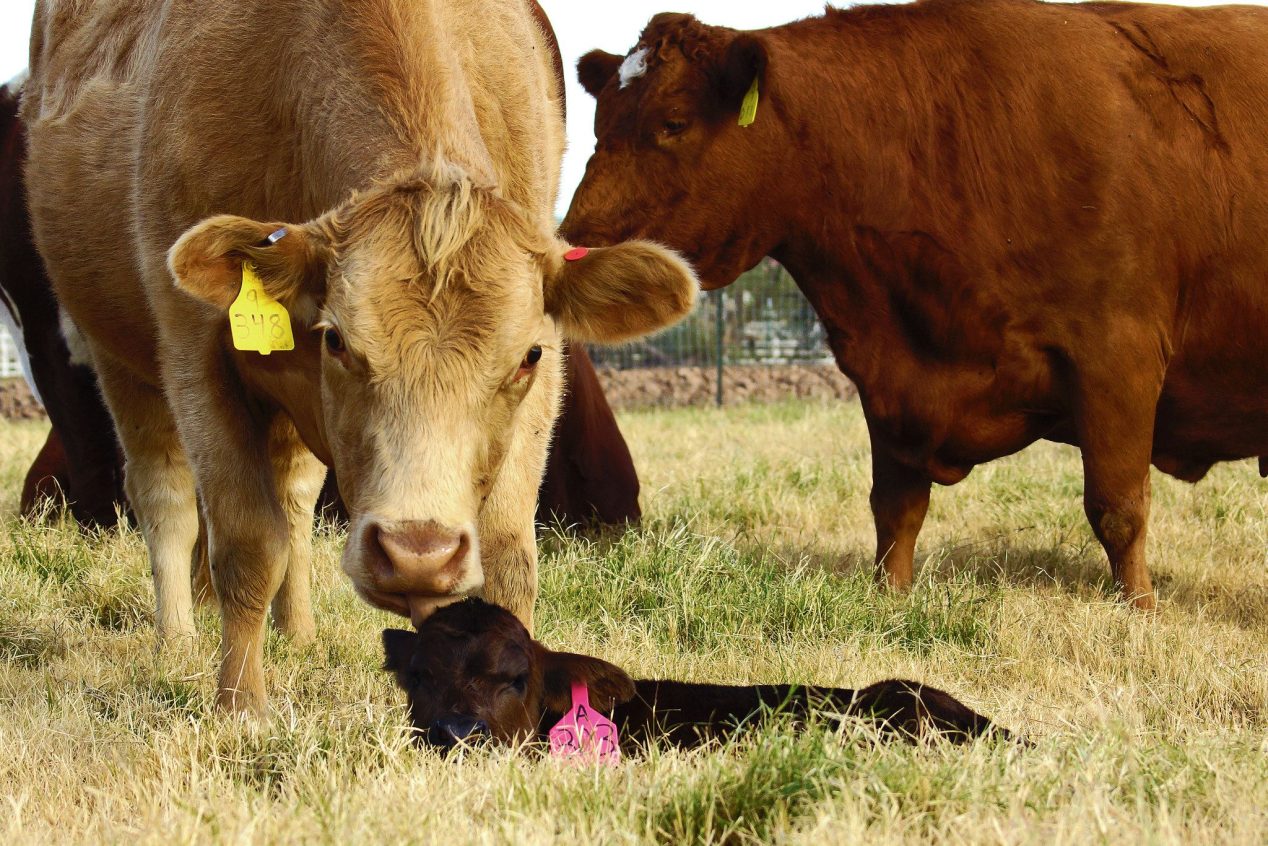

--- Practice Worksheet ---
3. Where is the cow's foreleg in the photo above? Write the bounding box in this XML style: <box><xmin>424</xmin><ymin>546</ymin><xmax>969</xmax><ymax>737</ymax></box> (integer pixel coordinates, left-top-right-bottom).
<box><xmin>267</xmin><ymin>416</ymin><xmax>324</xmax><ymax>645</ymax></box>
<box><xmin>94</xmin><ymin>361</ymin><xmax>199</xmax><ymax>640</ymax></box>
<box><xmin>869</xmin><ymin>433</ymin><xmax>932</xmax><ymax>591</ymax></box>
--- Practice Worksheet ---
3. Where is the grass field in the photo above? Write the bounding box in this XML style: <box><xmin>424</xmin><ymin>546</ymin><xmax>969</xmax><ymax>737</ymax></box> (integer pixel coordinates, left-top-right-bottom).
<box><xmin>0</xmin><ymin>400</ymin><xmax>1265</xmax><ymax>845</ymax></box>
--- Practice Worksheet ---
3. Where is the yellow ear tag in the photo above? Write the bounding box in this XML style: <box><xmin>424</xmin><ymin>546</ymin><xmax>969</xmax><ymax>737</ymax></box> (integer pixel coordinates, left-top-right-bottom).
<box><xmin>738</xmin><ymin>76</ymin><xmax>760</xmax><ymax>127</ymax></box>
<box><xmin>229</xmin><ymin>263</ymin><xmax>295</xmax><ymax>355</ymax></box>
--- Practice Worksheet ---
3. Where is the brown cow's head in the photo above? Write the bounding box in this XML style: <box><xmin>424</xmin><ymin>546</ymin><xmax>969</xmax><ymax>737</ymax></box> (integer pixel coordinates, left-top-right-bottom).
<box><xmin>169</xmin><ymin>162</ymin><xmax>696</xmax><ymax>623</ymax></box>
<box><xmin>563</xmin><ymin>14</ymin><xmax>777</xmax><ymax>290</ymax></box>
<box><xmin>382</xmin><ymin>598</ymin><xmax>634</xmax><ymax>750</ymax></box>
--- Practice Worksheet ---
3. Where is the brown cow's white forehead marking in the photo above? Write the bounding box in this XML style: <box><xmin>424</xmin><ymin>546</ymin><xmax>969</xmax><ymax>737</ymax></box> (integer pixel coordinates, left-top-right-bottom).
<box><xmin>618</xmin><ymin>48</ymin><xmax>649</xmax><ymax>89</ymax></box>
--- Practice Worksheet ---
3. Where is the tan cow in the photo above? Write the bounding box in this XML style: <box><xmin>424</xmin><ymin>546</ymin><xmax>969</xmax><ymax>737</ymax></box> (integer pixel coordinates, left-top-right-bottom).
<box><xmin>22</xmin><ymin>0</ymin><xmax>696</xmax><ymax>713</ymax></box>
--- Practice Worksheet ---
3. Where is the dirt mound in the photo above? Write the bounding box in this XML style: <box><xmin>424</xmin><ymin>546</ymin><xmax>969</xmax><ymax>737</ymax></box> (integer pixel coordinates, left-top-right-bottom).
<box><xmin>0</xmin><ymin>378</ymin><xmax>46</xmax><ymax>421</ymax></box>
<box><xmin>596</xmin><ymin>365</ymin><xmax>856</xmax><ymax>409</ymax></box>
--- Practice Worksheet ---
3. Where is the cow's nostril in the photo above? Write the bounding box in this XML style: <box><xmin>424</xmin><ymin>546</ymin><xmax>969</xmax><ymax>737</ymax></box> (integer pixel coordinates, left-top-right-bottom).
<box><xmin>427</xmin><ymin>716</ymin><xmax>490</xmax><ymax>750</ymax></box>
<box><xmin>372</xmin><ymin>520</ymin><xmax>469</xmax><ymax>592</ymax></box>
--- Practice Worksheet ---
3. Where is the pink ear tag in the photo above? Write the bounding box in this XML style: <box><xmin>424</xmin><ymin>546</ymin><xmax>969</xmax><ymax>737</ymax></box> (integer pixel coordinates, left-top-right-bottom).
<box><xmin>563</xmin><ymin>247</ymin><xmax>591</xmax><ymax>262</ymax></box>
<box><xmin>548</xmin><ymin>682</ymin><xmax>620</xmax><ymax>764</ymax></box>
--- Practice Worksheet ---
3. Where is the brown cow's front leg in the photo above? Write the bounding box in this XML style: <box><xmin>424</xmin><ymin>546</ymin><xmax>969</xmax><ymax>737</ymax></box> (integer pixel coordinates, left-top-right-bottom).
<box><xmin>1075</xmin><ymin>364</ymin><xmax>1161</xmax><ymax>610</ymax></box>
<box><xmin>869</xmin><ymin>433</ymin><xmax>932</xmax><ymax>590</ymax></box>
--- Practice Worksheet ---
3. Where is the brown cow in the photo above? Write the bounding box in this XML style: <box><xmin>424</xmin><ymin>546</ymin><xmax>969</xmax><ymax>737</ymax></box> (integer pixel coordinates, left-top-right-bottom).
<box><xmin>383</xmin><ymin>598</ymin><xmax>1009</xmax><ymax>751</ymax></box>
<box><xmin>23</xmin><ymin>0</ymin><xmax>696</xmax><ymax>713</ymax></box>
<box><xmin>562</xmin><ymin>0</ymin><xmax>1268</xmax><ymax>610</ymax></box>
<box><xmin>0</xmin><ymin>77</ymin><xmax>126</xmax><ymax>528</ymax></box>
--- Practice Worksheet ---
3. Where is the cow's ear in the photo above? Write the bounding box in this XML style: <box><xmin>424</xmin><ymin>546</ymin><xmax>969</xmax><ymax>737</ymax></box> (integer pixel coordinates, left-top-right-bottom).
<box><xmin>545</xmin><ymin>242</ymin><xmax>698</xmax><ymax>344</ymax></box>
<box><xmin>168</xmin><ymin>214</ymin><xmax>331</xmax><ymax>323</ymax></box>
<box><xmin>382</xmin><ymin>629</ymin><xmax>419</xmax><ymax>689</ymax></box>
<box><xmin>578</xmin><ymin>50</ymin><xmax>623</xmax><ymax>98</ymax></box>
<box><xmin>541</xmin><ymin>649</ymin><xmax>636</xmax><ymax>713</ymax></box>
<box><xmin>711</xmin><ymin>33</ymin><xmax>768</xmax><ymax>115</ymax></box>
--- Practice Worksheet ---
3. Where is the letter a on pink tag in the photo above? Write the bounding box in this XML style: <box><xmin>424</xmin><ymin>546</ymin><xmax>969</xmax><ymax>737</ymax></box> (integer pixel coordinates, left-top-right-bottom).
<box><xmin>548</xmin><ymin>682</ymin><xmax>620</xmax><ymax>764</ymax></box>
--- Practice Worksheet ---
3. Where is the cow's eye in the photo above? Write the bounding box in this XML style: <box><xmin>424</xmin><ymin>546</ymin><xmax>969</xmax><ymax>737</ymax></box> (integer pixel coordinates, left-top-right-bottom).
<box><xmin>522</xmin><ymin>346</ymin><xmax>543</xmax><ymax>369</ymax></box>
<box><xmin>507</xmin><ymin>675</ymin><xmax>528</xmax><ymax>695</ymax></box>
<box><xmin>323</xmin><ymin>327</ymin><xmax>345</xmax><ymax>355</ymax></box>
<box><xmin>661</xmin><ymin>117</ymin><xmax>689</xmax><ymax>137</ymax></box>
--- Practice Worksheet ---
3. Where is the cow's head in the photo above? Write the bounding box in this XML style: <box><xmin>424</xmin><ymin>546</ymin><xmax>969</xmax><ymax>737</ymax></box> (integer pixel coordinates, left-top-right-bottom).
<box><xmin>169</xmin><ymin>163</ymin><xmax>696</xmax><ymax>623</ymax></box>
<box><xmin>382</xmin><ymin>598</ymin><xmax>634</xmax><ymax>750</ymax></box>
<box><xmin>563</xmin><ymin>14</ymin><xmax>778</xmax><ymax>290</ymax></box>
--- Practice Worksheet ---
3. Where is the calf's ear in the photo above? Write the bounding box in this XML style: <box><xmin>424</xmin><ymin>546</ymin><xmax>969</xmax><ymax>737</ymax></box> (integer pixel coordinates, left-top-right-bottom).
<box><xmin>168</xmin><ymin>215</ymin><xmax>332</xmax><ymax>323</ymax></box>
<box><xmin>541</xmin><ymin>650</ymin><xmax>636</xmax><ymax>713</ymax></box>
<box><xmin>545</xmin><ymin>242</ymin><xmax>698</xmax><ymax>344</ymax></box>
<box><xmin>382</xmin><ymin>629</ymin><xmax>419</xmax><ymax>689</ymax></box>
<box><xmin>577</xmin><ymin>50</ymin><xmax>623</xmax><ymax>97</ymax></box>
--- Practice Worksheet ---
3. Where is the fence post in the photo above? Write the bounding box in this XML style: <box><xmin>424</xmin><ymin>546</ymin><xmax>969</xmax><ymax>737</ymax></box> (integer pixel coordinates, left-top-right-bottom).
<box><xmin>715</xmin><ymin>289</ymin><xmax>724</xmax><ymax>407</ymax></box>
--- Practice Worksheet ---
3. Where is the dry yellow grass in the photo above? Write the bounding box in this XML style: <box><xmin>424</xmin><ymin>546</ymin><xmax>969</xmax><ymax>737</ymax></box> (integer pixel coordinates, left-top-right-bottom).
<box><xmin>0</xmin><ymin>400</ymin><xmax>1265</xmax><ymax>845</ymax></box>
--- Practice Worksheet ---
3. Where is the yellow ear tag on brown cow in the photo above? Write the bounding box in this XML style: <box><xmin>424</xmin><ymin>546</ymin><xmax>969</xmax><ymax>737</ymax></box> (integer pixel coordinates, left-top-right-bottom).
<box><xmin>229</xmin><ymin>263</ymin><xmax>294</xmax><ymax>355</ymax></box>
<box><xmin>738</xmin><ymin>76</ymin><xmax>760</xmax><ymax>127</ymax></box>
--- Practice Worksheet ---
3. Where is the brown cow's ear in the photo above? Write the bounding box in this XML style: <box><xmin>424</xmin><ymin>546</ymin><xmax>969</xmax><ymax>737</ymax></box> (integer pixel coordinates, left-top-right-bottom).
<box><xmin>541</xmin><ymin>650</ymin><xmax>636</xmax><ymax>713</ymax></box>
<box><xmin>382</xmin><ymin>629</ymin><xmax>418</xmax><ymax>689</ymax></box>
<box><xmin>712</xmin><ymin>33</ymin><xmax>768</xmax><ymax>115</ymax></box>
<box><xmin>168</xmin><ymin>214</ymin><xmax>332</xmax><ymax>323</ymax></box>
<box><xmin>545</xmin><ymin>241</ymin><xmax>698</xmax><ymax>344</ymax></box>
<box><xmin>578</xmin><ymin>50</ymin><xmax>623</xmax><ymax>98</ymax></box>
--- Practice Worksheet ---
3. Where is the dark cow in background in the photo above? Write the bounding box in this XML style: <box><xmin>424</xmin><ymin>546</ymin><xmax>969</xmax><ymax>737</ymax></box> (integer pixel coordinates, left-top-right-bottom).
<box><xmin>2</xmin><ymin>65</ymin><xmax>638</xmax><ymax>532</ymax></box>
<box><xmin>563</xmin><ymin>0</ymin><xmax>1268</xmax><ymax>609</ymax></box>
<box><xmin>0</xmin><ymin>77</ymin><xmax>125</xmax><ymax>527</ymax></box>
<box><xmin>383</xmin><ymin>598</ymin><xmax>1009</xmax><ymax>751</ymax></box>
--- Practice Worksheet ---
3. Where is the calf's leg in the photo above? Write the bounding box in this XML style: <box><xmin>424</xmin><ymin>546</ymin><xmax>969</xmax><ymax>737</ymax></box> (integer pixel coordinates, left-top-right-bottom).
<box><xmin>94</xmin><ymin>359</ymin><xmax>199</xmax><ymax>640</ymax></box>
<box><xmin>869</xmin><ymin>431</ymin><xmax>932</xmax><ymax>590</ymax></box>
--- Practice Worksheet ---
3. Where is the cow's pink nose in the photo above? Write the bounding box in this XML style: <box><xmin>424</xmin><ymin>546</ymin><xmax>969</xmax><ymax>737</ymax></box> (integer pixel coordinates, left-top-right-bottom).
<box><xmin>372</xmin><ymin>521</ymin><xmax>471</xmax><ymax>596</ymax></box>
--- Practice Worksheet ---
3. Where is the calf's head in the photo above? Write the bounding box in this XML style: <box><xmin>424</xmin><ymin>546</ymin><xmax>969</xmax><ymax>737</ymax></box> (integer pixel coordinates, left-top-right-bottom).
<box><xmin>382</xmin><ymin>598</ymin><xmax>634</xmax><ymax>750</ymax></box>
<box><xmin>169</xmin><ymin>164</ymin><xmax>696</xmax><ymax>623</ymax></box>
<box><xmin>563</xmin><ymin>14</ymin><xmax>779</xmax><ymax>289</ymax></box>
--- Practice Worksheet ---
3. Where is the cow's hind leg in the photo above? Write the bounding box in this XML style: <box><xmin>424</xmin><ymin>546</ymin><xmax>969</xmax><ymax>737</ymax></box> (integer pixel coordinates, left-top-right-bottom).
<box><xmin>1075</xmin><ymin>357</ymin><xmax>1162</xmax><ymax>610</ymax></box>
<box><xmin>94</xmin><ymin>359</ymin><xmax>199</xmax><ymax>640</ymax></box>
<box><xmin>267</xmin><ymin>416</ymin><xmax>324</xmax><ymax>645</ymax></box>
<box><xmin>869</xmin><ymin>431</ymin><xmax>932</xmax><ymax>591</ymax></box>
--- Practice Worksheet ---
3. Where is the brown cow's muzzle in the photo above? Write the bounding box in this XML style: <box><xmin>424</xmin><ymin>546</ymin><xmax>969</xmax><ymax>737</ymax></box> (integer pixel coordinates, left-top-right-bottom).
<box><xmin>346</xmin><ymin>518</ymin><xmax>483</xmax><ymax>625</ymax></box>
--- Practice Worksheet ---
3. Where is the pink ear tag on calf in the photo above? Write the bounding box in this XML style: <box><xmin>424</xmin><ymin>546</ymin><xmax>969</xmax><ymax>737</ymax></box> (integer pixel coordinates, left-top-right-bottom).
<box><xmin>563</xmin><ymin>247</ymin><xmax>591</xmax><ymax>262</ymax></box>
<box><xmin>548</xmin><ymin>682</ymin><xmax>620</xmax><ymax>764</ymax></box>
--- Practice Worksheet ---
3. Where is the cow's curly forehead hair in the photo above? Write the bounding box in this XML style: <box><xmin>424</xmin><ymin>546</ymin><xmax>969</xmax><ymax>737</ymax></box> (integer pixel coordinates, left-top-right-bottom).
<box><xmin>325</xmin><ymin>159</ymin><xmax>548</xmax><ymax>297</ymax></box>
<box><xmin>634</xmin><ymin>13</ymin><xmax>730</xmax><ymax>67</ymax></box>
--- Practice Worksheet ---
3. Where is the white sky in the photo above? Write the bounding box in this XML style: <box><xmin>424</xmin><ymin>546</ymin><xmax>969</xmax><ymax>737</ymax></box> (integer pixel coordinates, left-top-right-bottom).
<box><xmin>1</xmin><ymin>0</ymin><xmax>1259</xmax><ymax>217</ymax></box>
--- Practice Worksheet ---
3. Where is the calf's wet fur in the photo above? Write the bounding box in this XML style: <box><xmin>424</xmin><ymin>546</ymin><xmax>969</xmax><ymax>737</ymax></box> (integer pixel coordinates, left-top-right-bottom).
<box><xmin>383</xmin><ymin>598</ymin><xmax>1012</xmax><ymax>752</ymax></box>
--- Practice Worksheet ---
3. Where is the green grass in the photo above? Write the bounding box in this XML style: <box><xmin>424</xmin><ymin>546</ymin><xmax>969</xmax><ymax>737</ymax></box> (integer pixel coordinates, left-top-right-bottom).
<box><xmin>0</xmin><ymin>400</ymin><xmax>1265</xmax><ymax>844</ymax></box>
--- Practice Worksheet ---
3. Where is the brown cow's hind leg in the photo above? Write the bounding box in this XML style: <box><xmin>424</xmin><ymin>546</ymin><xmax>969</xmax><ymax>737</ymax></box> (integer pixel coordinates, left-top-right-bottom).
<box><xmin>869</xmin><ymin>434</ymin><xmax>932</xmax><ymax>591</ymax></box>
<box><xmin>95</xmin><ymin>361</ymin><xmax>199</xmax><ymax>640</ymax></box>
<box><xmin>1076</xmin><ymin>356</ymin><xmax>1161</xmax><ymax>610</ymax></box>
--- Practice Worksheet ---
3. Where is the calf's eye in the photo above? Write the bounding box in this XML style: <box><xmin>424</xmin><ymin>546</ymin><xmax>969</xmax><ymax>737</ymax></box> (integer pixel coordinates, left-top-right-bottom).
<box><xmin>524</xmin><ymin>346</ymin><xmax>543</xmax><ymax>367</ymax></box>
<box><xmin>508</xmin><ymin>675</ymin><xmax>528</xmax><ymax>695</ymax></box>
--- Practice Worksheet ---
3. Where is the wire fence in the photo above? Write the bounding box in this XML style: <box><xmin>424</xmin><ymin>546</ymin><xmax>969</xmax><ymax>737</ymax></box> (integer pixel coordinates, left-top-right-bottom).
<box><xmin>590</xmin><ymin>259</ymin><xmax>831</xmax><ymax>369</ymax></box>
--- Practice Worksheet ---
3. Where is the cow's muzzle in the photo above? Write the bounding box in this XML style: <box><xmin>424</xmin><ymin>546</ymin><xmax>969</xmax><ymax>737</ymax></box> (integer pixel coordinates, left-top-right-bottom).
<box><xmin>427</xmin><ymin>716</ymin><xmax>490</xmax><ymax>752</ymax></box>
<box><xmin>348</xmin><ymin>518</ymin><xmax>483</xmax><ymax>624</ymax></box>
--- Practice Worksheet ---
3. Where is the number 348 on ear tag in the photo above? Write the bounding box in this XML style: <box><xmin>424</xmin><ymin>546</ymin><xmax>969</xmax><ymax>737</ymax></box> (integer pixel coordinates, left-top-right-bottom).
<box><xmin>230</xmin><ymin>263</ymin><xmax>294</xmax><ymax>355</ymax></box>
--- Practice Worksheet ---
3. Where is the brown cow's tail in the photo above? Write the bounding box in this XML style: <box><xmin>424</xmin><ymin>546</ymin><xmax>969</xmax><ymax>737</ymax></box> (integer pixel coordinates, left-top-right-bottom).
<box><xmin>844</xmin><ymin>679</ymin><xmax>1012</xmax><ymax>743</ymax></box>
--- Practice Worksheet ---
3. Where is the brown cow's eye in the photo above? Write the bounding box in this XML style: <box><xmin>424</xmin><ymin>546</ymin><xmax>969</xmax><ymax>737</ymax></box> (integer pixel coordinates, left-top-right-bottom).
<box><xmin>508</xmin><ymin>675</ymin><xmax>528</xmax><ymax>695</ymax></box>
<box><xmin>324</xmin><ymin>327</ymin><xmax>345</xmax><ymax>355</ymax></box>
<box><xmin>662</xmin><ymin>118</ymin><xmax>688</xmax><ymax>136</ymax></box>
